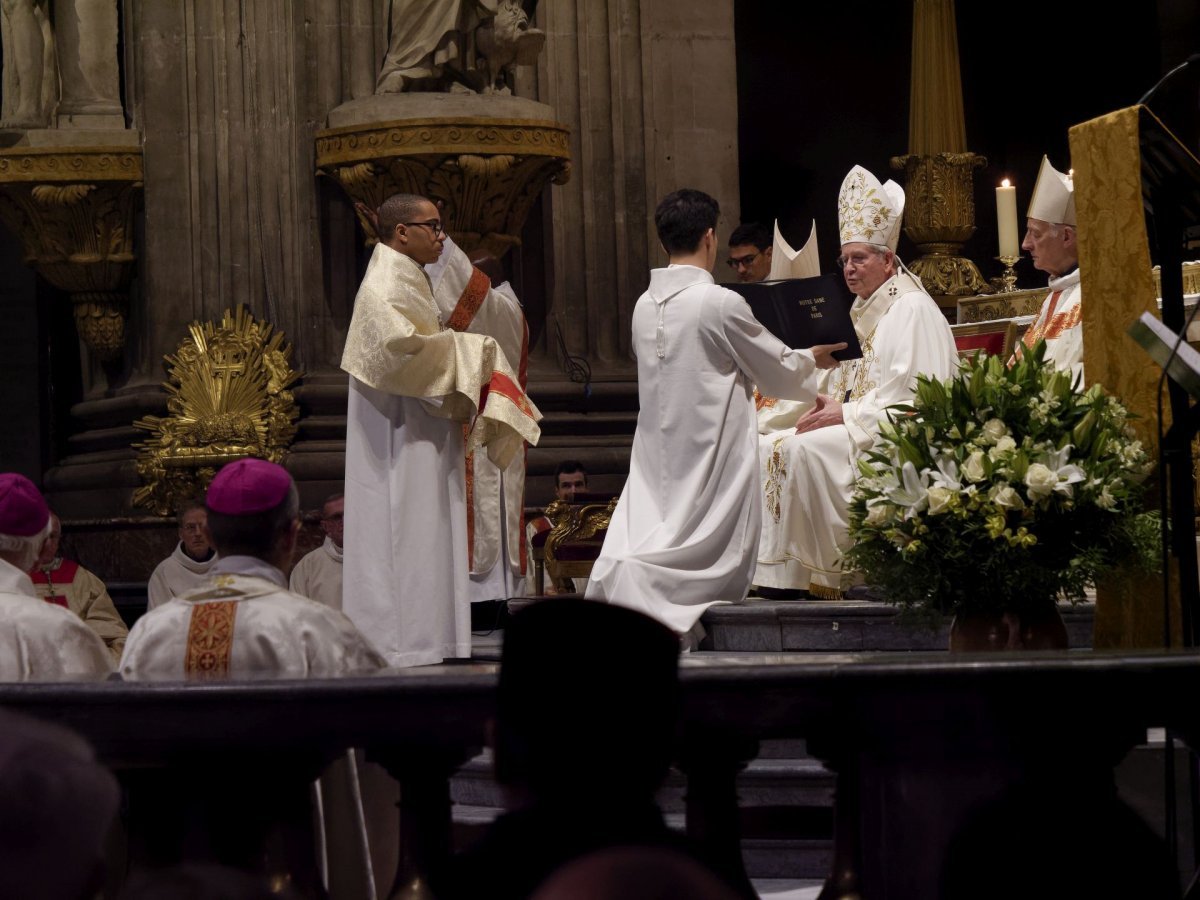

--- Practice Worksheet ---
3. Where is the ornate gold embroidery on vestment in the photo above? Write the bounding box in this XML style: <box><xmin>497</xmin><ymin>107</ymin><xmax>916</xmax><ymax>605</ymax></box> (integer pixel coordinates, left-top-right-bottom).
<box><xmin>766</xmin><ymin>435</ymin><xmax>789</xmax><ymax>522</ymax></box>
<box><xmin>185</xmin><ymin>600</ymin><xmax>239</xmax><ymax>680</ymax></box>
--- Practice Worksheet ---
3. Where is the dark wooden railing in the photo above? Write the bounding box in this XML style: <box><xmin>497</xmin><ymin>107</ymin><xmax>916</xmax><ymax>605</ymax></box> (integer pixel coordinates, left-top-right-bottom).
<box><xmin>5</xmin><ymin>649</ymin><xmax>1200</xmax><ymax>898</ymax></box>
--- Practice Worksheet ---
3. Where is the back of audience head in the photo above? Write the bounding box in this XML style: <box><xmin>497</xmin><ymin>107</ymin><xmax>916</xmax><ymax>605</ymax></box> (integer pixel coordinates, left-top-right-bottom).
<box><xmin>494</xmin><ymin>598</ymin><xmax>680</xmax><ymax>806</ymax></box>
<box><xmin>531</xmin><ymin>847</ymin><xmax>741</xmax><ymax>900</ymax></box>
<box><xmin>0</xmin><ymin>473</ymin><xmax>52</xmax><ymax>573</ymax></box>
<box><xmin>118</xmin><ymin>863</ymin><xmax>300</xmax><ymax>900</ymax></box>
<box><xmin>204</xmin><ymin>459</ymin><xmax>300</xmax><ymax>571</ymax></box>
<box><xmin>554</xmin><ymin>460</ymin><xmax>587</xmax><ymax>502</ymax></box>
<box><xmin>0</xmin><ymin>708</ymin><xmax>119</xmax><ymax>900</ymax></box>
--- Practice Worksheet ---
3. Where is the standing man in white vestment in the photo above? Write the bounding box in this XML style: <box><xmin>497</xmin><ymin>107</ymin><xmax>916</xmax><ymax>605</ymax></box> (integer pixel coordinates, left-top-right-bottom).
<box><xmin>341</xmin><ymin>193</ymin><xmax>541</xmax><ymax>667</ymax></box>
<box><xmin>754</xmin><ymin>165</ymin><xmax>959</xmax><ymax>599</ymax></box>
<box><xmin>584</xmin><ymin>189</ymin><xmax>844</xmax><ymax>647</ymax></box>
<box><xmin>0</xmin><ymin>474</ymin><xmax>111</xmax><ymax>680</ymax></box>
<box><xmin>120</xmin><ymin>459</ymin><xmax>385</xmax><ymax>679</ymax></box>
<box><xmin>1013</xmin><ymin>155</ymin><xmax>1083</xmax><ymax>381</ymax></box>
<box><xmin>427</xmin><ymin>236</ymin><xmax>531</xmax><ymax>606</ymax></box>
<box><xmin>146</xmin><ymin>499</ymin><xmax>219</xmax><ymax>609</ymax></box>
<box><xmin>290</xmin><ymin>492</ymin><xmax>345</xmax><ymax>611</ymax></box>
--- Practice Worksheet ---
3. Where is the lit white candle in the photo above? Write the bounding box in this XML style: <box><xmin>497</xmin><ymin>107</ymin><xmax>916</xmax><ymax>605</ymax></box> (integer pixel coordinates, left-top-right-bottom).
<box><xmin>996</xmin><ymin>179</ymin><xmax>1019</xmax><ymax>259</ymax></box>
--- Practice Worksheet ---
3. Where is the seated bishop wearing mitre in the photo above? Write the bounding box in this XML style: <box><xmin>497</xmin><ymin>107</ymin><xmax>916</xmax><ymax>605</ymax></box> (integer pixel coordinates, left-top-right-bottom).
<box><xmin>1011</xmin><ymin>155</ymin><xmax>1082</xmax><ymax>382</ymax></box>
<box><xmin>753</xmin><ymin>164</ymin><xmax>959</xmax><ymax>600</ymax></box>
<box><xmin>120</xmin><ymin>459</ymin><xmax>386</xmax><ymax>680</ymax></box>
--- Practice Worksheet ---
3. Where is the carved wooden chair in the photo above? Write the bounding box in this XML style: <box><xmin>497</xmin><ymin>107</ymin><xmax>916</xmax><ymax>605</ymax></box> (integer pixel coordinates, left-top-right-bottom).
<box><xmin>530</xmin><ymin>493</ymin><xmax>617</xmax><ymax>596</ymax></box>
<box><xmin>950</xmin><ymin>318</ymin><xmax>1020</xmax><ymax>362</ymax></box>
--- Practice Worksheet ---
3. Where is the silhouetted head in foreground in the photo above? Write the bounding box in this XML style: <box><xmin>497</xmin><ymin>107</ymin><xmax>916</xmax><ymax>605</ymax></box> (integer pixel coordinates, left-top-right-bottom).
<box><xmin>0</xmin><ymin>709</ymin><xmax>119</xmax><ymax>900</ymax></box>
<box><xmin>531</xmin><ymin>846</ymin><xmax>741</xmax><ymax>900</ymax></box>
<box><xmin>493</xmin><ymin>597</ymin><xmax>681</xmax><ymax>807</ymax></box>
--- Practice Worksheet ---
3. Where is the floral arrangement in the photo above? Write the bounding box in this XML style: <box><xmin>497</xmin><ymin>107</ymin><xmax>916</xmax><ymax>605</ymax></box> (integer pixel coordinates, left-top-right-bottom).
<box><xmin>843</xmin><ymin>341</ymin><xmax>1158</xmax><ymax>619</ymax></box>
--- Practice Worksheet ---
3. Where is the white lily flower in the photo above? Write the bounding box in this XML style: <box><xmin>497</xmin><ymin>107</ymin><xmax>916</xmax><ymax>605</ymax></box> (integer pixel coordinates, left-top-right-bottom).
<box><xmin>885</xmin><ymin>461</ymin><xmax>930</xmax><ymax>519</ymax></box>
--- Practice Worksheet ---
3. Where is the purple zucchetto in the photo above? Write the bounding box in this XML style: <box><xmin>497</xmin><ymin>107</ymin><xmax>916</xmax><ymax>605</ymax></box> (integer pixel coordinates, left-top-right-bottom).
<box><xmin>205</xmin><ymin>459</ymin><xmax>292</xmax><ymax>516</ymax></box>
<box><xmin>0</xmin><ymin>474</ymin><xmax>50</xmax><ymax>537</ymax></box>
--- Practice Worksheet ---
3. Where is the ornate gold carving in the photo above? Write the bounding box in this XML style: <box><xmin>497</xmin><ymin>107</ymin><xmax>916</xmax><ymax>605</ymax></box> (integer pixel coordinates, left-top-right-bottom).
<box><xmin>890</xmin><ymin>152</ymin><xmax>987</xmax><ymax>298</ymax></box>
<box><xmin>542</xmin><ymin>497</ymin><xmax>616</xmax><ymax>584</ymax></box>
<box><xmin>1153</xmin><ymin>260</ymin><xmax>1200</xmax><ymax>298</ymax></box>
<box><xmin>316</xmin><ymin>117</ymin><xmax>571</xmax><ymax>259</ymax></box>
<box><xmin>0</xmin><ymin>145</ymin><xmax>142</xmax><ymax>360</ymax></box>
<box><xmin>957</xmin><ymin>287</ymin><xmax>1048</xmax><ymax>324</ymax></box>
<box><xmin>133</xmin><ymin>307</ymin><xmax>302</xmax><ymax>517</ymax></box>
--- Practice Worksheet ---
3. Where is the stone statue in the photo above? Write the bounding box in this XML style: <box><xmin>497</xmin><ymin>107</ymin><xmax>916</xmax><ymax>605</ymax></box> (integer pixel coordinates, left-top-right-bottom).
<box><xmin>376</xmin><ymin>0</ymin><xmax>544</xmax><ymax>94</ymax></box>
<box><xmin>55</xmin><ymin>0</ymin><xmax>124</xmax><ymax>126</ymax></box>
<box><xmin>0</xmin><ymin>0</ymin><xmax>57</xmax><ymax>128</ymax></box>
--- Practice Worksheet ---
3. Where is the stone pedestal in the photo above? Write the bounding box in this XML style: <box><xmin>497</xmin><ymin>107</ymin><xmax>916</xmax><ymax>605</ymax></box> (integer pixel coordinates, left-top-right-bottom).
<box><xmin>316</xmin><ymin>93</ymin><xmax>571</xmax><ymax>260</ymax></box>
<box><xmin>0</xmin><ymin>130</ymin><xmax>141</xmax><ymax>369</ymax></box>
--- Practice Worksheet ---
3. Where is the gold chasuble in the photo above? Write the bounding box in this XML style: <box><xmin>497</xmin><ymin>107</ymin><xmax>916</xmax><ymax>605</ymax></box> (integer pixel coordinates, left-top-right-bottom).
<box><xmin>1069</xmin><ymin>105</ymin><xmax>1182</xmax><ymax>648</ymax></box>
<box><xmin>341</xmin><ymin>243</ymin><xmax>540</xmax><ymax>467</ymax></box>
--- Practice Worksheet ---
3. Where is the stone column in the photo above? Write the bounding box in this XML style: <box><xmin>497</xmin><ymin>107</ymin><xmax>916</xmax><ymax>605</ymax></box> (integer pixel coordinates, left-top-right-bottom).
<box><xmin>125</xmin><ymin>0</ymin><xmax>387</xmax><ymax>393</ymax></box>
<box><xmin>44</xmin><ymin>0</ymin><xmax>388</xmax><ymax>517</ymax></box>
<box><xmin>526</xmin><ymin>0</ymin><xmax>740</xmax><ymax>375</ymax></box>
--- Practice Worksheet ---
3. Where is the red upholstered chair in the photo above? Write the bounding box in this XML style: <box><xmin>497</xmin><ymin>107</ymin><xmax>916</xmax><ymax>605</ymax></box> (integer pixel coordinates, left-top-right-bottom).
<box><xmin>950</xmin><ymin>319</ymin><xmax>1019</xmax><ymax>362</ymax></box>
<box><xmin>530</xmin><ymin>493</ymin><xmax>617</xmax><ymax>596</ymax></box>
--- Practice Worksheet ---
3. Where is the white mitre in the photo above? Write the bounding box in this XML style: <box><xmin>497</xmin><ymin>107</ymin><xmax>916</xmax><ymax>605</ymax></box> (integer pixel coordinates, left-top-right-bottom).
<box><xmin>837</xmin><ymin>165</ymin><xmax>905</xmax><ymax>251</ymax></box>
<box><xmin>1027</xmin><ymin>155</ymin><xmax>1075</xmax><ymax>226</ymax></box>
<box><xmin>767</xmin><ymin>219</ymin><xmax>821</xmax><ymax>280</ymax></box>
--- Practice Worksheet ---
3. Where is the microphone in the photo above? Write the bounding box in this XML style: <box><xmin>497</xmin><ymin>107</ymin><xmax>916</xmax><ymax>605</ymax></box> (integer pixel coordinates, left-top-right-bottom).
<box><xmin>1138</xmin><ymin>52</ymin><xmax>1200</xmax><ymax>105</ymax></box>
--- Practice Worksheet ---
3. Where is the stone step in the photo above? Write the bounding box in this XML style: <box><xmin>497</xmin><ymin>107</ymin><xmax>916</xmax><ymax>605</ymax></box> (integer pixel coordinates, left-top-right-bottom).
<box><xmin>701</xmin><ymin>599</ymin><xmax>1095</xmax><ymax>652</ymax></box>
<box><xmin>536</xmin><ymin>410</ymin><xmax>639</xmax><ymax>436</ymax></box>
<box><xmin>527</xmin><ymin>380</ymin><xmax>639</xmax><ymax>414</ymax></box>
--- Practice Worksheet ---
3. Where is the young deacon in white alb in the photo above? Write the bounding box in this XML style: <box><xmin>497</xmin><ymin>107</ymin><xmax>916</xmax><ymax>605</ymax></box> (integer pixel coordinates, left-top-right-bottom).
<box><xmin>1013</xmin><ymin>155</ymin><xmax>1083</xmax><ymax>382</ymax></box>
<box><xmin>754</xmin><ymin>165</ymin><xmax>959</xmax><ymax>599</ymax></box>
<box><xmin>584</xmin><ymin>189</ymin><xmax>844</xmax><ymax>647</ymax></box>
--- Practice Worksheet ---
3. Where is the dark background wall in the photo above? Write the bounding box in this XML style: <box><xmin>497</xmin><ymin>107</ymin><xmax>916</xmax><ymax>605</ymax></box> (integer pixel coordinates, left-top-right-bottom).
<box><xmin>734</xmin><ymin>0</ymin><xmax>1196</xmax><ymax>289</ymax></box>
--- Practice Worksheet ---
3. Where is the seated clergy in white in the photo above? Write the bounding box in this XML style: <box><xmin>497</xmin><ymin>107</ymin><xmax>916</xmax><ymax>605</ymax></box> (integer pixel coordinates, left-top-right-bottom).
<box><xmin>121</xmin><ymin>459</ymin><xmax>385</xmax><ymax>680</ymax></box>
<box><xmin>1013</xmin><ymin>155</ymin><xmax>1082</xmax><ymax>381</ymax></box>
<box><xmin>0</xmin><ymin>474</ymin><xmax>111</xmax><ymax>680</ymax></box>
<box><xmin>146</xmin><ymin>499</ymin><xmax>219</xmax><ymax>609</ymax></box>
<box><xmin>754</xmin><ymin>165</ymin><xmax>959</xmax><ymax>599</ymax></box>
<box><xmin>289</xmin><ymin>492</ymin><xmax>344</xmax><ymax>610</ymax></box>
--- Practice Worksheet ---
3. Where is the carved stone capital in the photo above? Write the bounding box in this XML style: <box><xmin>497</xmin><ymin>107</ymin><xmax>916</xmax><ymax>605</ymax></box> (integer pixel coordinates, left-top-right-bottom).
<box><xmin>0</xmin><ymin>145</ymin><xmax>142</xmax><ymax>360</ymax></box>
<box><xmin>316</xmin><ymin>116</ymin><xmax>571</xmax><ymax>259</ymax></box>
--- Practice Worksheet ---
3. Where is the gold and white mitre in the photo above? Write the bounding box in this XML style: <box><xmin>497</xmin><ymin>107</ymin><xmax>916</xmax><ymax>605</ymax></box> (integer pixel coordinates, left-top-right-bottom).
<box><xmin>837</xmin><ymin>165</ymin><xmax>905</xmax><ymax>251</ymax></box>
<box><xmin>767</xmin><ymin>219</ymin><xmax>821</xmax><ymax>280</ymax></box>
<box><xmin>1027</xmin><ymin>155</ymin><xmax>1075</xmax><ymax>226</ymax></box>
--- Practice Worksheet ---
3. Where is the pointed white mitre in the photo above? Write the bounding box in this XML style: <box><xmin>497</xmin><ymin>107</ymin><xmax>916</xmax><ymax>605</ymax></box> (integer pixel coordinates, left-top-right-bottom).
<box><xmin>838</xmin><ymin>165</ymin><xmax>905</xmax><ymax>251</ymax></box>
<box><xmin>767</xmin><ymin>219</ymin><xmax>821</xmax><ymax>280</ymax></box>
<box><xmin>1027</xmin><ymin>155</ymin><xmax>1075</xmax><ymax>226</ymax></box>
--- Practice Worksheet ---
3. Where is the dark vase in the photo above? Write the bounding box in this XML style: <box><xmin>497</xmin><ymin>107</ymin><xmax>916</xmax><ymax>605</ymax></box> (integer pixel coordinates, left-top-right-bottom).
<box><xmin>949</xmin><ymin>602</ymin><xmax>1069</xmax><ymax>652</ymax></box>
